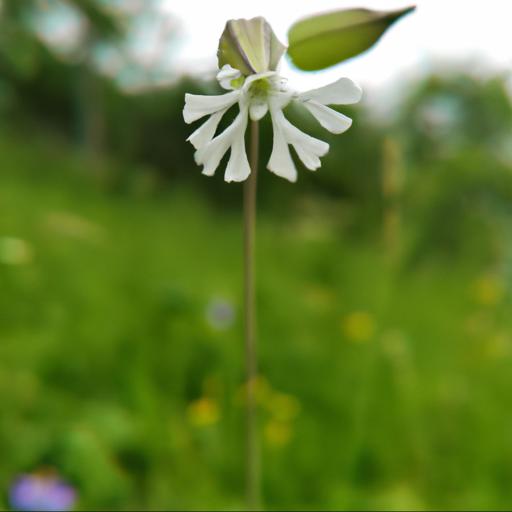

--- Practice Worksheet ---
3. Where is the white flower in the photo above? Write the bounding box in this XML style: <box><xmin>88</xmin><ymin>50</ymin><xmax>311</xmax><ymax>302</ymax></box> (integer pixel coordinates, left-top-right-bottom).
<box><xmin>183</xmin><ymin>18</ymin><xmax>362</xmax><ymax>183</ymax></box>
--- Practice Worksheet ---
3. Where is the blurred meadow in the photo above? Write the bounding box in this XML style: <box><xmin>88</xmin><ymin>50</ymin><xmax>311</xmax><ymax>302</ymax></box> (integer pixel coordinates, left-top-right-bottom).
<box><xmin>2</xmin><ymin>0</ymin><xmax>512</xmax><ymax>510</ymax></box>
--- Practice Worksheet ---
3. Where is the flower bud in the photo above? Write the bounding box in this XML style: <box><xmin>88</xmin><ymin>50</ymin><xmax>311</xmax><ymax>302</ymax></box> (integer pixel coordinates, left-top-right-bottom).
<box><xmin>217</xmin><ymin>17</ymin><xmax>286</xmax><ymax>76</ymax></box>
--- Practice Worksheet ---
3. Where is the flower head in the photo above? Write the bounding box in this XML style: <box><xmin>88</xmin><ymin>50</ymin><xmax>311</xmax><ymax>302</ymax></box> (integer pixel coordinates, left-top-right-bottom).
<box><xmin>184</xmin><ymin>17</ymin><xmax>362</xmax><ymax>183</ymax></box>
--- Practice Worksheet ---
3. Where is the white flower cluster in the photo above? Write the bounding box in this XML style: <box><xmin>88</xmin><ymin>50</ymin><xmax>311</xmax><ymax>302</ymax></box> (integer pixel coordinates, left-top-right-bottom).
<box><xmin>184</xmin><ymin>21</ymin><xmax>362</xmax><ymax>183</ymax></box>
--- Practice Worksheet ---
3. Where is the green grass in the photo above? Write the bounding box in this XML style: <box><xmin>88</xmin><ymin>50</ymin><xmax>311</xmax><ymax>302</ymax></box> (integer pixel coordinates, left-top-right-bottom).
<box><xmin>1</xmin><ymin>134</ymin><xmax>512</xmax><ymax>511</ymax></box>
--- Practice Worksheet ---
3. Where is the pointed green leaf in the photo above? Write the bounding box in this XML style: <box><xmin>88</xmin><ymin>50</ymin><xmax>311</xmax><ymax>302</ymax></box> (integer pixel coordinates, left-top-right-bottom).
<box><xmin>218</xmin><ymin>17</ymin><xmax>286</xmax><ymax>75</ymax></box>
<box><xmin>287</xmin><ymin>6</ymin><xmax>415</xmax><ymax>71</ymax></box>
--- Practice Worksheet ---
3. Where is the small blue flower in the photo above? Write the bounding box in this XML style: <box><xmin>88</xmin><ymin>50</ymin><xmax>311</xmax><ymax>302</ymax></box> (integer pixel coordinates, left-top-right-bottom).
<box><xmin>206</xmin><ymin>297</ymin><xmax>235</xmax><ymax>330</ymax></box>
<box><xmin>9</xmin><ymin>471</ymin><xmax>76</xmax><ymax>512</ymax></box>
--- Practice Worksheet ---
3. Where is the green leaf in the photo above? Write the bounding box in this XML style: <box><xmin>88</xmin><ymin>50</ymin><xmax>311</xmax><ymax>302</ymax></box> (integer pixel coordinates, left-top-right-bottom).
<box><xmin>218</xmin><ymin>17</ymin><xmax>286</xmax><ymax>75</ymax></box>
<box><xmin>287</xmin><ymin>6</ymin><xmax>415</xmax><ymax>71</ymax></box>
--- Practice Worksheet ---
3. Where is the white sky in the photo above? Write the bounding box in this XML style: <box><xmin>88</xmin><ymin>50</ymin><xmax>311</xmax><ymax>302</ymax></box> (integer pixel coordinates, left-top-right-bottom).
<box><xmin>162</xmin><ymin>0</ymin><xmax>512</xmax><ymax>101</ymax></box>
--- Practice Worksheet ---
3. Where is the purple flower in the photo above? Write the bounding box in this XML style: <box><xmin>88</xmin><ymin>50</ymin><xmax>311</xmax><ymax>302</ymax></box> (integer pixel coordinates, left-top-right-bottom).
<box><xmin>206</xmin><ymin>298</ymin><xmax>235</xmax><ymax>330</ymax></box>
<box><xmin>9</xmin><ymin>471</ymin><xmax>76</xmax><ymax>512</ymax></box>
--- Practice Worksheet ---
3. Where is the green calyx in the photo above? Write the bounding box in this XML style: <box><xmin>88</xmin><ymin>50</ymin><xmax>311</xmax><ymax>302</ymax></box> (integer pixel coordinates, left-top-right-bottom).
<box><xmin>248</xmin><ymin>77</ymin><xmax>272</xmax><ymax>98</ymax></box>
<box><xmin>218</xmin><ymin>17</ymin><xmax>287</xmax><ymax>76</ymax></box>
<box><xmin>230</xmin><ymin>76</ymin><xmax>246</xmax><ymax>89</ymax></box>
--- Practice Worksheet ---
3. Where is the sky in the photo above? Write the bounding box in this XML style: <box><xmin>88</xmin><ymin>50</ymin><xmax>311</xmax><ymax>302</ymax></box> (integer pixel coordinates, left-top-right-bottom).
<box><xmin>162</xmin><ymin>0</ymin><xmax>512</xmax><ymax>102</ymax></box>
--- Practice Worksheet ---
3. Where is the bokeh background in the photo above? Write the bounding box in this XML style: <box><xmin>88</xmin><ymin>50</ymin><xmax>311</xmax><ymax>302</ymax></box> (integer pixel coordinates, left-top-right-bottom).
<box><xmin>1</xmin><ymin>0</ymin><xmax>512</xmax><ymax>510</ymax></box>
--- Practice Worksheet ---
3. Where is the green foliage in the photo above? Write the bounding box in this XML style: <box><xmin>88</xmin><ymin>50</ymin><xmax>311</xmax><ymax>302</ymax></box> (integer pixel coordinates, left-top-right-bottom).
<box><xmin>0</xmin><ymin>0</ymin><xmax>47</xmax><ymax>79</ymax></box>
<box><xmin>1</xmin><ymin>6</ymin><xmax>512</xmax><ymax>506</ymax></box>
<box><xmin>288</xmin><ymin>6</ymin><xmax>415</xmax><ymax>71</ymax></box>
<box><xmin>396</xmin><ymin>72</ymin><xmax>512</xmax><ymax>163</ymax></box>
<box><xmin>0</xmin><ymin>0</ymin><xmax>122</xmax><ymax>77</ymax></box>
<box><xmin>70</xmin><ymin>0</ymin><xmax>123</xmax><ymax>40</ymax></box>
<box><xmin>1</xmin><ymin>110</ymin><xmax>512</xmax><ymax>508</ymax></box>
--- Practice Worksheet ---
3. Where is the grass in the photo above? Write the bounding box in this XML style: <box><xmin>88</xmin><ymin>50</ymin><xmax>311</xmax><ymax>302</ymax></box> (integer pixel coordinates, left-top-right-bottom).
<box><xmin>1</xmin><ymin>133</ymin><xmax>512</xmax><ymax>511</ymax></box>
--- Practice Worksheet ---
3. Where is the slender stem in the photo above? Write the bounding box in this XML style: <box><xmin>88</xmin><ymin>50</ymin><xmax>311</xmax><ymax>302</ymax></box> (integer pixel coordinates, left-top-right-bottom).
<box><xmin>244</xmin><ymin>120</ymin><xmax>260</xmax><ymax>510</ymax></box>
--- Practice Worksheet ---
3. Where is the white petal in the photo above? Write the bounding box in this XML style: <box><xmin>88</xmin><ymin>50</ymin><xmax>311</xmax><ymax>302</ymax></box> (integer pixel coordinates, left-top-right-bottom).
<box><xmin>281</xmin><ymin>115</ymin><xmax>329</xmax><ymax>171</ymax></box>
<box><xmin>195</xmin><ymin>111</ymin><xmax>242</xmax><ymax>176</ymax></box>
<box><xmin>194</xmin><ymin>103</ymin><xmax>251</xmax><ymax>178</ymax></box>
<box><xmin>294</xmin><ymin>147</ymin><xmax>321</xmax><ymax>170</ymax></box>
<box><xmin>242</xmin><ymin>71</ymin><xmax>277</xmax><ymax>91</ymax></box>
<box><xmin>270</xmin><ymin>90</ymin><xmax>294</xmax><ymax>110</ymax></box>
<box><xmin>267</xmin><ymin>105</ymin><xmax>297</xmax><ymax>182</ymax></box>
<box><xmin>217</xmin><ymin>64</ymin><xmax>241</xmax><ymax>81</ymax></box>
<box><xmin>183</xmin><ymin>91</ymin><xmax>240</xmax><ymax>124</ymax></box>
<box><xmin>217</xmin><ymin>65</ymin><xmax>242</xmax><ymax>90</ymax></box>
<box><xmin>302</xmin><ymin>101</ymin><xmax>353</xmax><ymax>134</ymax></box>
<box><xmin>195</xmin><ymin>133</ymin><xmax>231</xmax><ymax>177</ymax></box>
<box><xmin>299</xmin><ymin>77</ymin><xmax>362</xmax><ymax>105</ymax></box>
<box><xmin>187</xmin><ymin>109</ymin><xmax>227</xmax><ymax>150</ymax></box>
<box><xmin>249</xmin><ymin>100</ymin><xmax>268</xmax><ymax>121</ymax></box>
<box><xmin>224</xmin><ymin>109</ymin><xmax>251</xmax><ymax>182</ymax></box>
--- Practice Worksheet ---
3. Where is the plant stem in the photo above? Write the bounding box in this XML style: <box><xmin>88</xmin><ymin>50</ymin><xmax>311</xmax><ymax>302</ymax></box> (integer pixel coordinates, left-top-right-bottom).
<box><xmin>244</xmin><ymin>120</ymin><xmax>260</xmax><ymax>510</ymax></box>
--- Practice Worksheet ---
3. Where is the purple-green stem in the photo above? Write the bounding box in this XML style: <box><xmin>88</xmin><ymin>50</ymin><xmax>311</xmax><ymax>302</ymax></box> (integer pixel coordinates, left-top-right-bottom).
<box><xmin>244</xmin><ymin>120</ymin><xmax>260</xmax><ymax>510</ymax></box>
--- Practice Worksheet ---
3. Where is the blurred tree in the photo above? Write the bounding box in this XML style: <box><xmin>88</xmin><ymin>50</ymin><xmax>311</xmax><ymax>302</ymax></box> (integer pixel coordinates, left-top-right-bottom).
<box><xmin>391</xmin><ymin>70</ymin><xmax>512</xmax><ymax>267</ymax></box>
<box><xmin>0</xmin><ymin>0</ymin><xmax>180</xmax><ymax>159</ymax></box>
<box><xmin>403</xmin><ymin>148</ymin><xmax>512</xmax><ymax>268</ymax></box>
<box><xmin>0</xmin><ymin>0</ymin><xmax>122</xmax><ymax>157</ymax></box>
<box><xmin>395</xmin><ymin>71</ymin><xmax>512</xmax><ymax>164</ymax></box>
<box><xmin>0</xmin><ymin>0</ymin><xmax>122</xmax><ymax>79</ymax></box>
